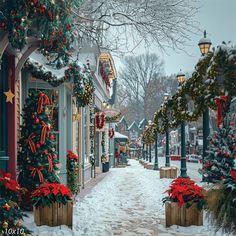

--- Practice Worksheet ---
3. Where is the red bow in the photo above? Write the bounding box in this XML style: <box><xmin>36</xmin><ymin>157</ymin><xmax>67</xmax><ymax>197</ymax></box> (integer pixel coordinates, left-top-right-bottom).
<box><xmin>46</xmin><ymin>153</ymin><xmax>53</xmax><ymax>172</ymax></box>
<box><xmin>215</xmin><ymin>95</ymin><xmax>228</xmax><ymax>128</ymax></box>
<box><xmin>37</xmin><ymin>92</ymin><xmax>50</xmax><ymax>114</ymax></box>
<box><xmin>40</xmin><ymin>121</ymin><xmax>48</xmax><ymax>145</ymax></box>
<box><xmin>29</xmin><ymin>166</ymin><xmax>44</xmax><ymax>183</ymax></box>
<box><xmin>25</xmin><ymin>133</ymin><xmax>36</xmax><ymax>153</ymax></box>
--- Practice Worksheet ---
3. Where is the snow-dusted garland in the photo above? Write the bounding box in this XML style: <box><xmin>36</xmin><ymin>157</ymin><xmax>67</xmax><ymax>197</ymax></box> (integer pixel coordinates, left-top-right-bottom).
<box><xmin>96</xmin><ymin>112</ymin><xmax>105</xmax><ymax>130</ymax></box>
<box><xmin>24</xmin><ymin>60</ymin><xmax>95</xmax><ymax>107</ymax></box>
<box><xmin>143</xmin><ymin>43</ymin><xmax>236</xmax><ymax>140</ymax></box>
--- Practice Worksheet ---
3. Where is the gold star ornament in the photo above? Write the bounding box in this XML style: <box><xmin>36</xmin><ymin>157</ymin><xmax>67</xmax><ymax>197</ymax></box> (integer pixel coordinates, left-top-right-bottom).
<box><xmin>4</xmin><ymin>89</ymin><xmax>15</xmax><ymax>104</ymax></box>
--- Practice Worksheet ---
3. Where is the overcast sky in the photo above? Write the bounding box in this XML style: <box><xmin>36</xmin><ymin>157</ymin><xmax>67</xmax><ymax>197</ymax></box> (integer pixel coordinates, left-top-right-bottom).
<box><xmin>115</xmin><ymin>0</ymin><xmax>236</xmax><ymax>76</ymax></box>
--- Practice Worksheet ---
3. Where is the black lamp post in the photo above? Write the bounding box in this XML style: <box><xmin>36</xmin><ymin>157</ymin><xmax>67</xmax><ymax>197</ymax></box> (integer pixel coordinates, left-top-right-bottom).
<box><xmin>148</xmin><ymin>120</ymin><xmax>152</xmax><ymax>163</ymax></box>
<box><xmin>176</xmin><ymin>71</ymin><xmax>189</xmax><ymax>178</ymax></box>
<box><xmin>198</xmin><ymin>31</ymin><xmax>212</xmax><ymax>177</ymax></box>
<box><xmin>164</xmin><ymin>93</ymin><xmax>171</xmax><ymax>167</ymax></box>
<box><xmin>153</xmin><ymin>131</ymin><xmax>159</xmax><ymax>170</ymax></box>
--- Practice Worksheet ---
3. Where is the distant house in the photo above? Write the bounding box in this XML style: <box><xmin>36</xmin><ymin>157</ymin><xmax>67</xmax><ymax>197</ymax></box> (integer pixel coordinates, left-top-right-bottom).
<box><xmin>128</xmin><ymin>121</ymin><xmax>140</xmax><ymax>142</ymax></box>
<box><xmin>117</xmin><ymin>116</ymin><xmax>129</xmax><ymax>137</ymax></box>
<box><xmin>138</xmin><ymin>118</ymin><xmax>148</xmax><ymax>134</ymax></box>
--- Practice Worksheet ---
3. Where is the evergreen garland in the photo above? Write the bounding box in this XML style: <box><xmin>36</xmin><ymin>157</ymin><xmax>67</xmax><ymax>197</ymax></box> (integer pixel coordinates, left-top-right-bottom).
<box><xmin>24</xmin><ymin>60</ymin><xmax>95</xmax><ymax>107</ymax></box>
<box><xmin>66</xmin><ymin>151</ymin><xmax>79</xmax><ymax>195</ymax></box>
<box><xmin>0</xmin><ymin>0</ymin><xmax>80</xmax><ymax>68</ymax></box>
<box><xmin>149</xmin><ymin>43</ymin><xmax>236</xmax><ymax>135</ymax></box>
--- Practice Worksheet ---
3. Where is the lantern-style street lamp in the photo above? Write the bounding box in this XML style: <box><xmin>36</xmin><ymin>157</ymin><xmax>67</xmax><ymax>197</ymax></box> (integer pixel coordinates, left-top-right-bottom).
<box><xmin>198</xmin><ymin>30</ymin><xmax>212</xmax><ymax>56</ymax></box>
<box><xmin>198</xmin><ymin>31</ymin><xmax>211</xmax><ymax>179</ymax></box>
<box><xmin>176</xmin><ymin>72</ymin><xmax>189</xmax><ymax>178</ymax></box>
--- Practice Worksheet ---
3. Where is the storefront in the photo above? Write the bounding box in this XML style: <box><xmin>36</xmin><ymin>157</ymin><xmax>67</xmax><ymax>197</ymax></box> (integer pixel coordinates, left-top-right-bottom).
<box><xmin>21</xmin><ymin>54</ymin><xmax>74</xmax><ymax>183</ymax></box>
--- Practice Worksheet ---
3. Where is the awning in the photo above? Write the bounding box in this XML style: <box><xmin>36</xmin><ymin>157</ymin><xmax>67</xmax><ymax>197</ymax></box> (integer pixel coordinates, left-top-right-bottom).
<box><xmin>114</xmin><ymin>132</ymin><xmax>128</xmax><ymax>141</ymax></box>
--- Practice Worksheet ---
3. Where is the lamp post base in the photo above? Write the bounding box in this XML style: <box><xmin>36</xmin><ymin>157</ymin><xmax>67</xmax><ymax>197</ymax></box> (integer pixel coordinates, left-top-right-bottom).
<box><xmin>153</xmin><ymin>163</ymin><xmax>159</xmax><ymax>170</ymax></box>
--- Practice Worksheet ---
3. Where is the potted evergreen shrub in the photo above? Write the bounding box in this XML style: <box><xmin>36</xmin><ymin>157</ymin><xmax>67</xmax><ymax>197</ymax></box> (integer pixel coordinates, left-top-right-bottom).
<box><xmin>101</xmin><ymin>154</ymin><xmax>109</xmax><ymax>173</ymax></box>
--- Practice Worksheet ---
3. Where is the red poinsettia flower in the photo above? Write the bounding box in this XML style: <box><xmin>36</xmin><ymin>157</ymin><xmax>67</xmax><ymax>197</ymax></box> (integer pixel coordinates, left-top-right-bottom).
<box><xmin>32</xmin><ymin>182</ymin><xmax>72</xmax><ymax>198</ymax></box>
<box><xmin>67</xmin><ymin>150</ymin><xmax>79</xmax><ymax>160</ymax></box>
<box><xmin>165</xmin><ymin>178</ymin><xmax>205</xmax><ymax>207</ymax></box>
<box><xmin>0</xmin><ymin>171</ymin><xmax>20</xmax><ymax>192</ymax></box>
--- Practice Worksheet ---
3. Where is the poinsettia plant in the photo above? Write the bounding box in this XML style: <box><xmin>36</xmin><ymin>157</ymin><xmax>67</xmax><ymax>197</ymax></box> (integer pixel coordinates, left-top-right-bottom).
<box><xmin>67</xmin><ymin>150</ymin><xmax>79</xmax><ymax>195</ymax></box>
<box><xmin>162</xmin><ymin>178</ymin><xmax>206</xmax><ymax>210</ymax></box>
<box><xmin>0</xmin><ymin>171</ymin><xmax>22</xmax><ymax>202</ymax></box>
<box><xmin>31</xmin><ymin>182</ymin><xmax>72</xmax><ymax>207</ymax></box>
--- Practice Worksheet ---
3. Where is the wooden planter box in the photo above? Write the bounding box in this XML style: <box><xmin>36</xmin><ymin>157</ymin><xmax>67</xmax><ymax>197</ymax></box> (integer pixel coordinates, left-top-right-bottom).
<box><xmin>165</xmin><ymin>202</ymin><xmax>203</xmax><ymax>227</ymax></box>
<box><xmin>34</xmin><ymin>200</ymin><xmax>73</xmax><ymax>227</ymax></box>
<box><xmin>160</xmin><ymin>166</ymin><xmax>177</xmax><ymax>179</ymax></box>
<box><xmin>144</xmin><ymin>164</ymin><xmax>154</xmax><ymax>170</ymax></box>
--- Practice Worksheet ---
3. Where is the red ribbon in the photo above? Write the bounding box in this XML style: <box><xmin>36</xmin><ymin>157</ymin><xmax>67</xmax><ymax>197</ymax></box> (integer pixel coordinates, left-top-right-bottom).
<box><xmin>47</xmin><ymin>153</ymin><xmax>53</xmax><ymax>172</ymax></box>
<box><xmin>29</xmin><ymin>166</ymin><xmax>44</xmax><ymax>183</ymax></box>
<box><xmin>40</xmin><ymin>121</ymin><xmax>48</xmax><ymax>145</ymax></box>
<box><xmin>25</xmin><ymin>133</ymin><xmax>36</xmax><ymax>153</ymax></box>
<box><xmin>109</xmin><ymin>128</ymin><xmax>115</xmax><ymax>138</ymax></box>
<box><xmin>215</xmin><ymin>95</ymin><xmax>228</xmax><ymax>128</ymax></box>
<box><xmin>37</xmin><ymin>92</ymin><xmax>50</xmax><ymax>114</ymax></box>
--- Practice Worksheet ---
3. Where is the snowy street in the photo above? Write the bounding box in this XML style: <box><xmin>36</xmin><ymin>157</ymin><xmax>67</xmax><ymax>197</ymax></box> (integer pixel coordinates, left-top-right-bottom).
<box><xmin>72</xmin><ymin>159</ymin><xmax>223</xmax><ymax>236</ymax></box>
<box><xmin>23</xmin><ymin>158</ymin><xmax>227</xmax><ymax>236</ymax></box>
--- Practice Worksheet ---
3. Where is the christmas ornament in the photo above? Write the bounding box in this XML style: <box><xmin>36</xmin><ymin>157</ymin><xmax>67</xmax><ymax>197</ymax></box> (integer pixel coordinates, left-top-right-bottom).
<box><xmin>2</xmin><ymin>221</ymin><xmax>8</xmax><ymax>229</ymax></box>
<box><xmin>4</xmin><ymin>89</ymin><xmax>15</xmax><ymax>104</ymax></box>
<box><xmin>2</xmin><ymin>203</ymin><xmax>11</xmax><ymax>211</ymax></box>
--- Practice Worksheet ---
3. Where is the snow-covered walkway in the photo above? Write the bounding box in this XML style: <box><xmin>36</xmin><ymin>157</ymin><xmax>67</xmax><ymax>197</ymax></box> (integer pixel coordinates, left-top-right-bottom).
<box><xmin>73</xmin><ymin>159</ymin><xmax>222</xmax><ymax>236</ymax></box>
<box><xmin>25</xmin><ymin>158</ymin><xmax>227</xmax><ymax>236</ymax></box>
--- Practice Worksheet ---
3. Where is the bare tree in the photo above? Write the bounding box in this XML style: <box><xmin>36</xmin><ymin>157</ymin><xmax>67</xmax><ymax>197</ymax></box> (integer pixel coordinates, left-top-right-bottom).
<box><xmin>117</xmin><ymin>53</ymin><xmax>179</xmax><ymax>123</ymax></box>
<box><xmin>74</xmin><ymin>0</ymin><xmax>199</xmax><ymax>53</ymax></box>
<box><xmin>118</xmin><ymin>52</ymin><xmax>164</xmax><ymax>121</ymax></box>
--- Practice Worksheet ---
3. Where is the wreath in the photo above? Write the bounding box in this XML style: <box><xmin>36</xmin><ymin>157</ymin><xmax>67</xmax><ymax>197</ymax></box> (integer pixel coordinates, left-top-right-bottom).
<box><xmin>96</xmin><ymin>112</ymin><xmax>105</xmax><ymax>130</ymax></box>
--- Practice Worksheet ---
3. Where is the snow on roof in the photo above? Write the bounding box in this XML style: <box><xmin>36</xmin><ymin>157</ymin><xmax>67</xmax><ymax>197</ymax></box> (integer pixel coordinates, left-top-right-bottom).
<box><xmin>27</xmin><ymin>51</ymin><xmax>85</xmax><ymax>80</ymax></box>
<box><xmin>139</xmin><ymin>119</ymin><xmax>145</xmax><ymax>125</ymax></box>
<box><xmin>118</xmin><ymin>116</ymin><xmax>127</xmax><ymax>125</ymax></box>
<box><xmin>139</xmin><ymin>118</ymin><xmax>148</xmax><ymax>128</ymax></box>
<box><xmin>128</xmin><ymin>121</ymin><xmax>139</xmax><ymax>131</ymax></box>
<box><xmin>114</xmin><ymin>132</ymin><xmax>128</xmax><ymax>140</ymax></box>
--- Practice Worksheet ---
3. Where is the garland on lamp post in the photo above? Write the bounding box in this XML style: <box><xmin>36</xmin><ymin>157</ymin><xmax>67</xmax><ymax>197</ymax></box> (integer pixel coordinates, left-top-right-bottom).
<box><xmin>149</xmin><ymin>43</ymin><xmax>236</xmax><ymax>135</ymax></box>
